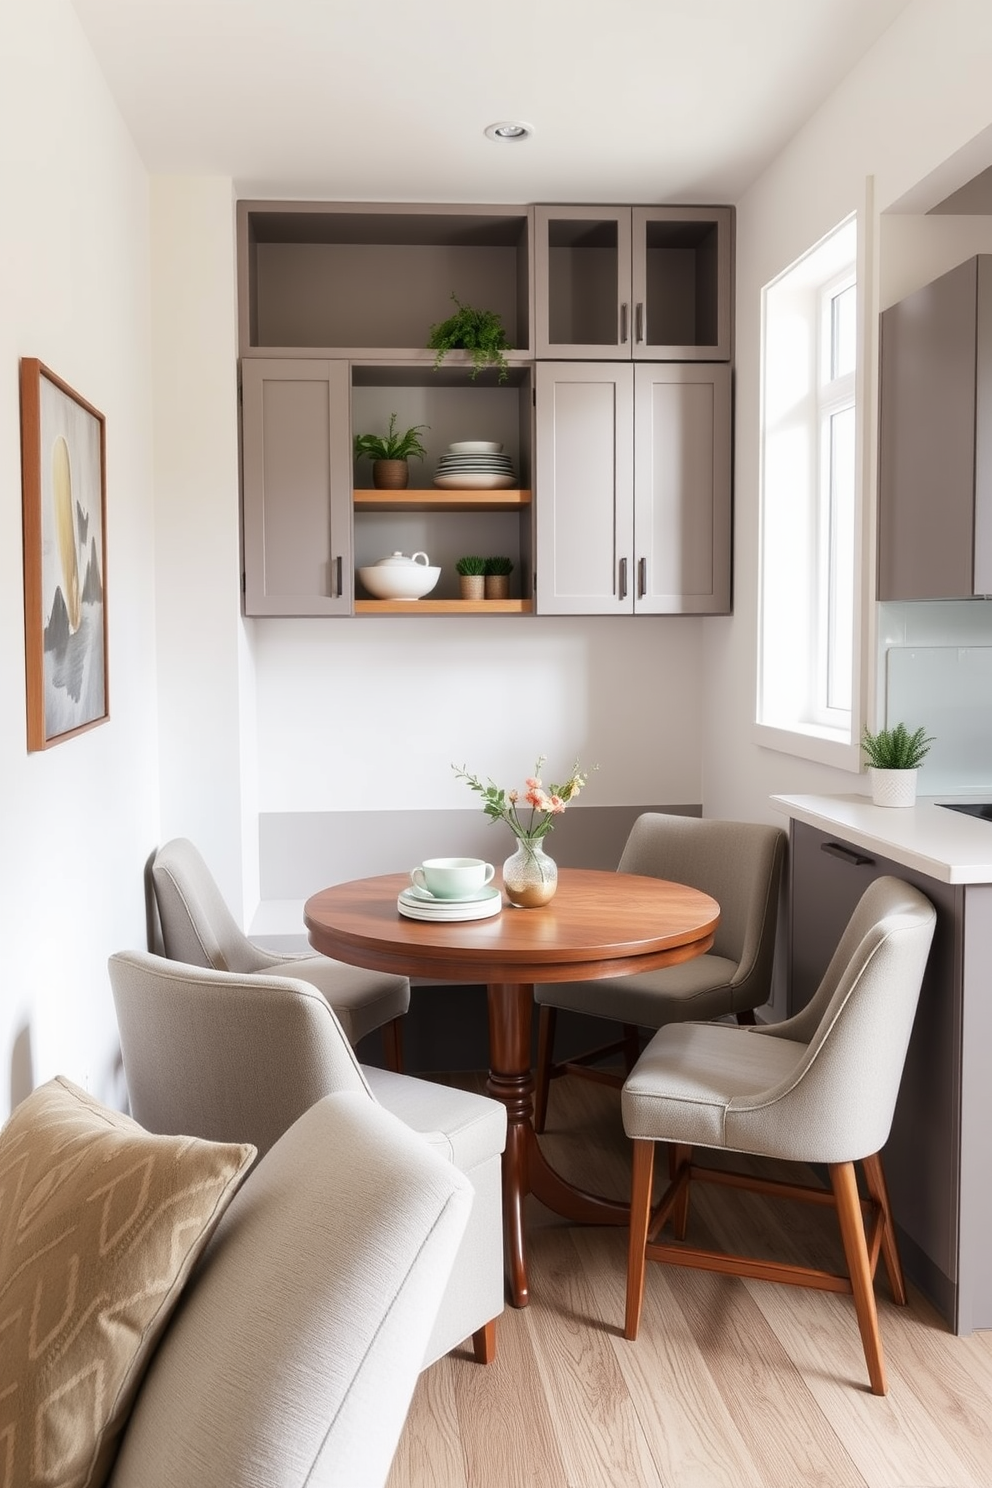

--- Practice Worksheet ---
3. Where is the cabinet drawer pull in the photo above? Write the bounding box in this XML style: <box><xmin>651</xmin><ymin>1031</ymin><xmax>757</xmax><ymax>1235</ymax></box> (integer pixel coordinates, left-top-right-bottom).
<box><xmin>333</xmin><ymin>555</ymin><xmax>343</xmax><ymax>598</ymax></box>
<box><xmin>820</xmin><ymin>840</ymin><xmax>875</xmax><ymax>867</ymax></box>
<box><xmin>618</xmin><ymin>556</ymin><xmax>628</xmax><ymax>600</ymax></box>
<box><xmin>619</xmin><ymin>303</ymin><xmax>629</xmax><ymax>344</ymax></box>
<box><xmin>638</xmin><ymin>556</ymin><xmax>647</xmax><ymax>598</ymax></box>
<box><xmin>635</xmin><ymin>302</ymin><xmax>645</xmax><ymax>343</ymax></box>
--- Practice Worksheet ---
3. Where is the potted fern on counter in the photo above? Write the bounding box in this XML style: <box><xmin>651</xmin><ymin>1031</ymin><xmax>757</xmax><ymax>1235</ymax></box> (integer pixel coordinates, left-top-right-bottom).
<box><xmin>861</xmin><ymin>721</ymin><xmax>934</xmax><ymax>807</ymax></box>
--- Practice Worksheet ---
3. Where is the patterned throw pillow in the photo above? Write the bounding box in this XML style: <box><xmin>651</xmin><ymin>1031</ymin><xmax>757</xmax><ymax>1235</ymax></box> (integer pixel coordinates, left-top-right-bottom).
<box><xmin>0</xmin><ymin>1076</ymin><xmax>255</xmax><ymax>1488</ymax></box>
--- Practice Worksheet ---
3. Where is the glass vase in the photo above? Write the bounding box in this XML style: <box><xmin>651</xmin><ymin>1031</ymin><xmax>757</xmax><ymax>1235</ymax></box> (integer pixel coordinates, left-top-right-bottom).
<box><xmin>502</xmin><ymin>835</ymin><xmax>558</xmax><ymax>908</ymax></box>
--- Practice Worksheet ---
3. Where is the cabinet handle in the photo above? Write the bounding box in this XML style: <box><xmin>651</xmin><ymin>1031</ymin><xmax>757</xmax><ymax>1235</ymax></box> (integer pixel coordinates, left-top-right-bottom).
<box><xmin>618</xmin><ymin>557</ymin><xmax>628</xmax><ymax>600</ymax></box>
<box><xmin>638</xmin><ymin>557</ymin><xmax>647</xmax><ymax>598</ymax></box>
<box><xmin>820</xmin><ymin>840</ymin><xmax>875</xmax><ymax>867</ymax></box>
<box><xmin>635</xmin><ymin>302</ymin><xmax>645</xmax><ymax>343</ymax></box>
<box><xmin>333</xmin><ymin>555</ymin><xmax>343</xmax><ymax>598</ymax></box>
<box><xmin>619</xmin><ymin>303</ymin><xmax>629</xmax><ymax>344</ymax></box>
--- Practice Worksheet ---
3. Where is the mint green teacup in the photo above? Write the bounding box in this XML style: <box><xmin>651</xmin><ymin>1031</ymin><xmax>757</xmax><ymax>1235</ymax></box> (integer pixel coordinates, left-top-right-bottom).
<box><xmin>410</xmin><ymin>857</ymin><xmax>495</xmax><ymax>899</ymax></box>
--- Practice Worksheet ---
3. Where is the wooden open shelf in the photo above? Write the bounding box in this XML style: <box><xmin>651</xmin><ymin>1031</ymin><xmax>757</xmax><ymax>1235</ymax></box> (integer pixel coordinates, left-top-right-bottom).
<box><xmin>354</xmin><ymin>488</ymin><xmax>532</xmax><ymax>512</ymax></box>
<box><xmin>354</xmin><ymin>598</ymin><xmax>532</xmax><ymax>615</ymax></box>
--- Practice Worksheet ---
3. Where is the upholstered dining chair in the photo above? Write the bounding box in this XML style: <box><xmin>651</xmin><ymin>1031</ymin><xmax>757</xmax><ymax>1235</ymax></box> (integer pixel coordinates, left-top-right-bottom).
<box><xmin>108</xmin><ymin>949</ymin><xmax>507</xmax><ymax>1369</ymax></box>
<box><xmin>621</xmin><ymin>875</ymin><xmax>937</xmax><ymax>1396</ymax></box>
<box><xmin>151</xmin><ymin>836</ymin><xmax>409</xmax><ymax>1069</ymax></box>
<box><xmin>533</xmin><ymin>813</ymin><xmax>786</xmax><ymax>1131</ymax></box>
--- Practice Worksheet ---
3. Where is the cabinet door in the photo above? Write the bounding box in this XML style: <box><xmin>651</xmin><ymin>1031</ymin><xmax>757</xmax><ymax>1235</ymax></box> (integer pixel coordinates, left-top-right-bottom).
<box><xmin>241</xmin><ymin>359</ymin><xmax>353</xmax><ymax>616</ymax></box>
<box><xmin>632</xmin><ymin>207</ymin><xmax>733</xmax><ymax>361</ymax></box>
<box><xmin>534</xmin><ymin>364</ymin><xmax>634</xmax><ymax>614</ymax></box>
<box><xmin>534</xmin><ymin>207</ymin><xmax>632</xmax><ymax>360</ymax></box>
<box><xmin>633</xmin><ymin>364</ymin><xmax>731</xmax><ymax>613</ymax></box>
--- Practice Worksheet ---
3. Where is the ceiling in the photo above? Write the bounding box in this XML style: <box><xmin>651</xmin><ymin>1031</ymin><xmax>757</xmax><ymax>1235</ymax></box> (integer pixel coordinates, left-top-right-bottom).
<box><xmin>70</xmin><ymin>0</ymin><xmax>913</xmax><ymax>204</ymax></box>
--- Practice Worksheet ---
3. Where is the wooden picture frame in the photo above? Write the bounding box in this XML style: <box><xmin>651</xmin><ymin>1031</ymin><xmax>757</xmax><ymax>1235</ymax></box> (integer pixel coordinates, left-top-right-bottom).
<box><xmin>20</xmin><ymin>359</ymin><xmax>109</xmax><ymax>750</ymax></box>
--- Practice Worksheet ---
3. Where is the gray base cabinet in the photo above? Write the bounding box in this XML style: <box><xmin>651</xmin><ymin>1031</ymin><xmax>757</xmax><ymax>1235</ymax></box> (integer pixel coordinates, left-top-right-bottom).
<box><xmin>878</xmin><ymin>254</ymin><xmax>992</xmax><ymax>599</ymax></box>
<box><xmin>241</xmin><ymin>359</ymin><xmax>353</xmax><ymax>616</ymax></box>
<box><xmin>534</xmin><ymin>362</ymin><xmax>731</xmax><ymax>615</ymax></box>
<box><xmin>788</xmin><ymin>818</ymin><xmax>992</xmax><ymax>1333</ymax></box>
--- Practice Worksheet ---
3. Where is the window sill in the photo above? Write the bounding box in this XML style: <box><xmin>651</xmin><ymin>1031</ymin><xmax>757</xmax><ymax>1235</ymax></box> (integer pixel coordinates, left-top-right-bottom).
<box><xmin>753</xmin><ymin>721</ymin><xmax>861</xmax><ymax>772</ymax></box>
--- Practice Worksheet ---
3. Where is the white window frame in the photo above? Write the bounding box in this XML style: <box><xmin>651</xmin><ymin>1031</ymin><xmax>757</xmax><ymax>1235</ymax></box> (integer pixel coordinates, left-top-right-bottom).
<box><xmin>754</xmin><ymin>212</ymin><xmax>867</xmax><ymax>770</ymax></box>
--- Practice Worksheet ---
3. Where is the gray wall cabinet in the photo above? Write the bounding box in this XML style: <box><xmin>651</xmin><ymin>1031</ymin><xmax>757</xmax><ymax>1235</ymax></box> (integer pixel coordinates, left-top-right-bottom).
<box><xmin>534</xmin><ymin>362</ymin><xmax>732</xmax><ymax>615</ymax></box>
<box><xmin>878</xmin><ymin>254</ymin><xmax>992</xmax><ymax>600</ymax></box>
<box><xmin>241</xmin><ymin>359</ymin><xmax>353</xmax><ymax>616</ymax></box>
<box><xmin>534</xmin><ymin>205</ymin><xmax>733</xmax><ymax>362</ymax></box>
<box><xmin>788</xmin><ymin>818</ymin><xmax>992</xmax><ymax>1335</ymax></box>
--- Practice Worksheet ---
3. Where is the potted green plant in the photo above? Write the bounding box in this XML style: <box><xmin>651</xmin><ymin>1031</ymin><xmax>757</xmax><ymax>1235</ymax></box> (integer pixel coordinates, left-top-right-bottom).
<box><xmin>353</xmin><ymin>413</ymin><xmax>429</xmax><ymax>490</ymax></box>
<box><xmin>427</xmin><ymin>294</ymin><xmax>512</xmax><ymax>382</ymax></box>
<box><xmin>484</xmin><ymin>556</ymin><xmax>514</xmax><ymax>600</ymax></box>
<box><xmin>455</xmin><ymin>555</ymin><xmax>487</xmax><ymax>601</ymax></box>
<box><xmin>861</xmin><ymin>721</ymin><xmax>934</xmax><ymax>807</ymax></box>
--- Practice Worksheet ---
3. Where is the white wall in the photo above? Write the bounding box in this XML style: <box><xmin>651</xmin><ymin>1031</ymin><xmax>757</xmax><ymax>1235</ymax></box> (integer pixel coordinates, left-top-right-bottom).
<box><xmin>702</xmin><ymin>0</ymin><xmax>992</xmax><ymax>825</ymax></box>
<box><xmin>0</xmin><ymin>1</ymin><xmax>159</xmax><ymax>1117</ymax></box>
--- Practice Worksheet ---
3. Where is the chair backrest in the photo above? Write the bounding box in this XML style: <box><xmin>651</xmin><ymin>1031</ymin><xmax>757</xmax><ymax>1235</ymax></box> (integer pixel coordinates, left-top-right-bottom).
<box><xmin>733</xmin><ymin>875</ymin><xmax>937</xmax><ymax>1164</ymax></box>
<box><xmin>109</xmin><ymin>949</ymin><xmax>371</xmax><ymax>1160</ymax></box>
<box><xmin>618</xmin><ymin>813</ymin><xmax>786</xmax><ymax>995</ymax></box>
<box><xmin>108</xmin><ymin>1091</ymin><xmax>472</xmax><ymax>1488</ymax></box>
<box><xmin>151</xmin><ymin>837</ymin><xmax>269</xmax><ymax>973</ymax></box>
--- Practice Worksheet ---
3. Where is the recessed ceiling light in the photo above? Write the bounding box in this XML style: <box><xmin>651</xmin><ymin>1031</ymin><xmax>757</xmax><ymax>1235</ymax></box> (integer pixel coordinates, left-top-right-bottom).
<box><xmin>484</xmin><ymin>121</ymin><xmax>534</xmax><ymax>143</ymax></box>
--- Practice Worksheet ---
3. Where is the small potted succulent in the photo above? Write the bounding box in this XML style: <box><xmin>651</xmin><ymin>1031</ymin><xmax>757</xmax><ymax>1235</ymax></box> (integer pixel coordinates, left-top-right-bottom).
<box><xmin>455</xmin><ymin>555</ymin><xmax>487</xmax><ymax>600</ymax></box>
<box><xmin>861</xmin><ymin>722</ymin><xmax>934</xmax><ymax>807</ymax></box>
<box><xmin>353</xmin><ymin>413</ymin><xmax>428</xmax><ymax>490</ymax></box>
<box><xmin>427</xmin><ymin>294</ymin><xmax>512</xmax><ymax>382</ymax></box>
<box><xmin>484</xmin><ymin>556</ymin><xmax>514</xmax><ymax>600</ymax></box>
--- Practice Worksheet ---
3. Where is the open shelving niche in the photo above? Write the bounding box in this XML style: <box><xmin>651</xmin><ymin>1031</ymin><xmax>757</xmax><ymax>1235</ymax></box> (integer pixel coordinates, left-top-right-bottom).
<box><xmin>350</xmin><ymin>362</ymin><xmax>534</xmax><ymax>614</ymax></box>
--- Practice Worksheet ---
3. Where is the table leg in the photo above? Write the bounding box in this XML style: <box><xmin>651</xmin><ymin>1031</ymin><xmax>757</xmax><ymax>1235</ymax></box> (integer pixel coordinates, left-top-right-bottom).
<box><xmin>486</xmin><ymin>981</ymin><xmax>629</xmax><ymax>1308</ymax></box>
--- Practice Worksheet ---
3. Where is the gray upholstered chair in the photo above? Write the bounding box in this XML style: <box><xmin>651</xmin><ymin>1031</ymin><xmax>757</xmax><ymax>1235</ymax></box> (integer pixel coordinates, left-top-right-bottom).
<box><xmin>109</xmin><ymin>1090</ymin><xmax>473</xmax><ymax>1488</ymax></box>
<box><xmin>108</xmin><ymin>948</ymin><xmax>506</xmax><ymax>1368</ymax></box>
<box><xmin>621</xmin><ymin>875</ymin><xmax>937</xmax><ymax>1397</ymax></box>
<box><xmin>533</xmin><ymin>812</ymin><xmax>786</xmax><ymax>1131</ymax></box>
<box><xmin>150</xmin><ymin>836</ymin><xmax>409</xmax><ymax>1069</ymax></box>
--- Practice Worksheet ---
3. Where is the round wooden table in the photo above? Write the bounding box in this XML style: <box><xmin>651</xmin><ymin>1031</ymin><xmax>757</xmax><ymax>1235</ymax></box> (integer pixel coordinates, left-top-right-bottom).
<box><xmin>304</xmin><ymin>867</ymin><xmax>719</xmax><ymax>1307</ymax></box>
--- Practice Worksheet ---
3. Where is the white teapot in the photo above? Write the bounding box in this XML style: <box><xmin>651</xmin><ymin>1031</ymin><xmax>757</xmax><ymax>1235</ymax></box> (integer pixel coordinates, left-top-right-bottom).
<box><xmin>357</xmin><ymin>551</ymin><xmax>441</xmax><ymax>600</ymax></box>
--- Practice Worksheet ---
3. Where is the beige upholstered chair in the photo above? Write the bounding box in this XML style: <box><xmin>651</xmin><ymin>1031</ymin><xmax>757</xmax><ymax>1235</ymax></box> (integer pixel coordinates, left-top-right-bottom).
<box><xmin>151</xmin><ymin>836</ymin><xmax>409</xmax><ymax>1068</ymax></box>
<box><xmin>109</xmin><ymin>1090</ymin><xmax>473</xmax><ymax>1488</ymax></box>
<box><xmin>108</xmin><ymin>949</ymin><xmax>506</xmax><ymax>1368</ymax></box>
<box><xmin>621</xmin><ymin>875</ymin><xmax>937</xmax><ymax>1396</ymax></box>
<box><xmin>533</xmin><ymin>813</ymin><xmax>786</xmax><ymax>1131</ymax></box>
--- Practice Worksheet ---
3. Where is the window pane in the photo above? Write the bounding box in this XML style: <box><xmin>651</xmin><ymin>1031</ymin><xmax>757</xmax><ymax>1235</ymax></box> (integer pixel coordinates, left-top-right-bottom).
<box><xmin>831</xmin><ymin>284</ymin><xmax>856</xmax><ymax>379</ymax></box>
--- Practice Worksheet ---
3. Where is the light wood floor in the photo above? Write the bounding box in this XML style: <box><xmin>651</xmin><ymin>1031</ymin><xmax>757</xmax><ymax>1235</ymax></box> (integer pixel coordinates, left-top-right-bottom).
<box><xmin>388</xmin><ymin>1073</ymin><xmax>992</xmax><ymax>1488</ymax></box>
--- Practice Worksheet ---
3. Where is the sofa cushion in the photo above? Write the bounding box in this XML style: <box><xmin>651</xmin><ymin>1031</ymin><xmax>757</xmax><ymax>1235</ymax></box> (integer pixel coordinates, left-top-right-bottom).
<box><xmin>0</xmin><ymin>1076</ymin><xmax>254</xmax><ymax>1488</ymax></box>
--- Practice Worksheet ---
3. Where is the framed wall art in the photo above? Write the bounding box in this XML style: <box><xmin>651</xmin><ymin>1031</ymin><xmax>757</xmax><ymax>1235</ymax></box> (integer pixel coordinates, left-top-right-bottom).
<box><xmin>20</xmin><ymin>359</ymin><xmax>109</xmax><ymax>751</ymax></box>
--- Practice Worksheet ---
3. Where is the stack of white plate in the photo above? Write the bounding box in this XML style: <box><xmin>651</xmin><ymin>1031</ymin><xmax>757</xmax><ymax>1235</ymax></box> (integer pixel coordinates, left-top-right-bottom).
<box><xmin>434</xmin><ymin>441</ymin><xmax>518</xmax><ymax>491</ymax></box>
<box><xmin>397</xmin><ymin>884</ymin><xmax>503</xmax><ymax>922</ymax></box>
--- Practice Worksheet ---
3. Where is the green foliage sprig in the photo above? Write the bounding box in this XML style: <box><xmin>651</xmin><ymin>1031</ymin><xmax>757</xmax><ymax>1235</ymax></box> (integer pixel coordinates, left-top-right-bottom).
<box><xmin>485</xmin><ymin>556</ymin><xmax>514</xmax><ymax>576</ymax></box>
<box><xmin>353</xmin><ymin>413</ymin><xmax>428</xmax><ymax>463</ymax></box>
<box><xmin>427</xmin><ymin>294</ymin><xmax>512</xmax><ymax>382</ymax></box>
<box><xmin>861</xmin><ymin>722</ymin><xmax>934</xmax><ymax>771</ymax></box>
<box><xmin>452</xmin><ymin>756</ymin><xmax>593</xmax><ymax>843</ymax></box>
<box><xmin>455</xmin><ymin>555</ymin><xmax>487</xmax><ymax>576</ymax></box>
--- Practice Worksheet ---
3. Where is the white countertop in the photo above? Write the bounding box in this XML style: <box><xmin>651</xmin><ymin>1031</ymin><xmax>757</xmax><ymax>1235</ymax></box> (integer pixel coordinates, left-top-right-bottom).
<box><xmin>770</xmin><ymin>793</ymin><xmax>992</xmax><ymax>884</ymax></box>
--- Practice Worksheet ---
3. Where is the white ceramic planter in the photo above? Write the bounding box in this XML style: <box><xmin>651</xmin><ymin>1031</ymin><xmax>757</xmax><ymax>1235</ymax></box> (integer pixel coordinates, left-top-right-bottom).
<box><xmin>869</xmin><ymin>767</ymin><xmax>918</xmax><ymax>808</ymax></box>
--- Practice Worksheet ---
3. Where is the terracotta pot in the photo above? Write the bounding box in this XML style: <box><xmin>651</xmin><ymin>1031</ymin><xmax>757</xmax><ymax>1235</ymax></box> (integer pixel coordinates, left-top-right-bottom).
<box><xmin>459</xmin><ymin>574</ymin><xmax>485</xmax><ymax>600</ymax></box>
<box><xmin>485</xmin><ymin>574</ymin><xmax>510</xmax><ymax>600</ymax></box>
<box><xmin>372</xmin><ymin>459</ymin><xmax>409</xmax><ymax>490</ymax></box>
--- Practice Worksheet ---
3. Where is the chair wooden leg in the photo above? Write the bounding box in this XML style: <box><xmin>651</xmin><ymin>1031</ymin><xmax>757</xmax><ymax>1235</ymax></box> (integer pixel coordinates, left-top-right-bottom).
<box><xmin>534</xmin><ymin>1004</ymin><xmax>556</xmax><ymax>1134</ymax></box>
<box><xmin>670</xmin><ymin>1143</ymin><xmax>693</xmax><ymax>1240</ymax></box>
<box><xmin>381</xmin><ymin>1016</ymin><xmax>404</xmax><ymax>1073</ymax></box>
<box><xmin>830</xmin><ymin>1160</ymin><xmax>887</xmax><ymax>1396</ymax></box>
<box><xmin>625</xmin><ymin>1138</ymin><xmax>655</xmax><ymax>1340</ymax></box>
<box><xmin>861</xmin><ymin>1151</ymin><xmax>906</xmax><ymax>1305</ymax></box>
<box><xmin>472</xmin><ymin>1318</ymin><xmax>496</xmax><ymax>1364</ymax></box>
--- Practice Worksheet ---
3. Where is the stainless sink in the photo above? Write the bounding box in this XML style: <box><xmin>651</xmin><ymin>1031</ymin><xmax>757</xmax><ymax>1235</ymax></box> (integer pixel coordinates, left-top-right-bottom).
<box><xmin>938</xmin><ymin>801</ymin><xmax>992</xmax><ymax>822</ymax></box>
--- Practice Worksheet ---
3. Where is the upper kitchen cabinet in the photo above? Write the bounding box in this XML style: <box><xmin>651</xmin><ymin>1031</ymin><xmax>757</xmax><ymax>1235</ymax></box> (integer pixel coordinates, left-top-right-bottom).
<box><xmin>534</xmin><ymin>206</ymin><xmax>733</xmax><ymax>361</ymax></box>
<box><xmin>237</xmin><ymin>201</ymin><xmax>533</xmax><ymax>362</ymax></box>
<box><xmin>534</xmin><ymin>362</ymin><xmax>731</xmax><ymax>614</ymax></box>
<box><xmin>878</xmin><ymin>254</ymin><xmax>992</xmax><ymax>600</ymax></box>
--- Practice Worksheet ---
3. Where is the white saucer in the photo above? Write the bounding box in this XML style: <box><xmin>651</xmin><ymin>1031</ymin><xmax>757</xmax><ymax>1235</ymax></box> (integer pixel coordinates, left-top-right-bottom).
<box><xmin>397</xmin><ymin>892</ymin><xmax>502</xmax><ymax>923</ymax></box>
<box><xmin>404</xmin><ymin>883</ymin><xmax>500</xmax><ymax>905</ymax></box>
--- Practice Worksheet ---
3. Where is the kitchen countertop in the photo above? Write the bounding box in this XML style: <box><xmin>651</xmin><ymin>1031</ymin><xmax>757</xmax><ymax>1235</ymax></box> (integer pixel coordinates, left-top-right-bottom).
<box><xmin>770</xmin><ymin>793</ymin><xmax>992</xmax><ymax>885</ymax></box>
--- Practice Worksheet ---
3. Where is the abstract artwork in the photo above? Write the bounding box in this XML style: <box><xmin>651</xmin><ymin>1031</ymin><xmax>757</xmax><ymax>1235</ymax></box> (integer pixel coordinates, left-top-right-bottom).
<box><xmin>20</xmin><ymin>360</ymin><xmax>108</xmax><ymax>750</ymax></box>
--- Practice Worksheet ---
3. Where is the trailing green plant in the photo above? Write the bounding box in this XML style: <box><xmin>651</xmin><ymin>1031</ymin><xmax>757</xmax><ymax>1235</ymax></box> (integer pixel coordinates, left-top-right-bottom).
<box><xmin>353</xmin><ymin>413</ymin><xmax>428</xmax><ymax>463</ymax></box>
<box><xmin>861</xmin><ymin>722</ymin><xmax>934</xmax><ymax>771</ymax></box>
<box><xmin>485</xmin><ymin>556</ymin><xmax>514</xmax><ymax>576</ymax></box>
<box><xmin>455</xmin><ymin>555</ymin><xmax>487</xmax><ymax>576</ymax></box>
<box><xmin>427</xmin><ymin>294</ymin><xmax>512</xmax><ymax>382</ymax></box>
